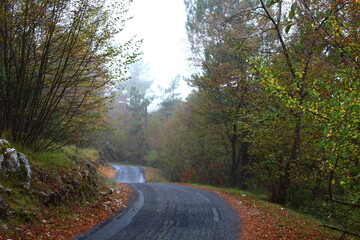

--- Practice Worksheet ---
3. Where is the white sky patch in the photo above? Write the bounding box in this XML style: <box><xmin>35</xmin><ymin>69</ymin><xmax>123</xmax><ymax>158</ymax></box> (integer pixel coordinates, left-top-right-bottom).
<box><xmin>115</xmin><ymin>0</ymin><xmax>195</xmax><ymax>104</ymax></box>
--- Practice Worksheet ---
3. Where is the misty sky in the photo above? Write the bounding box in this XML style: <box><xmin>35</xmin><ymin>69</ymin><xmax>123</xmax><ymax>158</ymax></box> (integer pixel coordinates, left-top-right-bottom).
<box><xmin>118</xmin><ymin>0</ymin><xmax>195</xmax><ymax>101</ymax></box>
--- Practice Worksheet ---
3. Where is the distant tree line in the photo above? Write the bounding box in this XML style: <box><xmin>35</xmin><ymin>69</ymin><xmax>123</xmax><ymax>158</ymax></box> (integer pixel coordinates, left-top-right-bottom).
<box><xmin>104</xmin><ymin>61</ymin><xmax>183</xmax><ymax>166</ymax></box>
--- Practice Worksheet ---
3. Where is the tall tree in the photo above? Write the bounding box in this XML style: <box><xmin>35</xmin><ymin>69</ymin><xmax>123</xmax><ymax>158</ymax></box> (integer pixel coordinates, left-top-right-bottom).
<box><xmin>0</xmin><ymin>0</ymin><xmax>139</xmax><ymax>150</ymax></box>
<box><xmin>184</xmin><ymin>0</ymin><xmax>262</xmax><ymax>188</ymax></box>
<box><xmin>253</xmin><ymin>0</ymin><xmax>359</xmax><ymax>235</ymax></box>
<box><xmin>158</xmin><ymin>75</ymin><xmax>182</xmax><ymax>119</ymax></box>
<box><xmin>126</xmin><ymin>87</ymin><xmax>151</xmax><ymax>164</ymax></box>
<box><xmin>104</xmin><ymin>61</ymin><xmax>153</xmax><ymax>164</ymax></box>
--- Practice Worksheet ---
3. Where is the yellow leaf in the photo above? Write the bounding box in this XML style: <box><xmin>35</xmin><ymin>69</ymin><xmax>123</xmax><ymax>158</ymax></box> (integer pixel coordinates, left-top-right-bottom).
<box><xmin>331</xmin><ymin>179</ymin><xmax>336</xmax><ymax>184</ymax></box>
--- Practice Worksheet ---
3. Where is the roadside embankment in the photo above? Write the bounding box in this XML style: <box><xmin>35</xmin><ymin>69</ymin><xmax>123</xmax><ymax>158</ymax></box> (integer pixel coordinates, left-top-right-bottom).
<box><xmin>97</xmin><ymin>164</ymin><xmax>116</xmax><ymax>179</ymax></box>
<box><xmin>0</xmin><ymin>143</ymin><xmax>133</xmax><ymax>240</ymax></box>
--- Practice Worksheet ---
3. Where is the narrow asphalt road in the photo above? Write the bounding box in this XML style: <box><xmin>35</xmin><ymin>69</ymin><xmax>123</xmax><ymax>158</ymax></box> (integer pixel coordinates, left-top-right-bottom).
<box><xmin>110</xmin><ymin>164</ymin><xmax>146</xmax><ymax>183</ymax></box>
<box><xmin>73</xmin><ymin>164</ymin><xmax>240</xmax><ymax>240</ymax></box>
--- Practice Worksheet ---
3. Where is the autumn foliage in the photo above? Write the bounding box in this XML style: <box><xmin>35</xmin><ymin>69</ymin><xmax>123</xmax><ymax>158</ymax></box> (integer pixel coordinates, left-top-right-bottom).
<box><xmin>0</xmin><ymin>0</ymin><xmax>139</xmax><ymax>150</ymax></box>
<box><xmin>151</xmin><ymin>0</ymin><xmax>360</xmax><ymax>238</ymax></box>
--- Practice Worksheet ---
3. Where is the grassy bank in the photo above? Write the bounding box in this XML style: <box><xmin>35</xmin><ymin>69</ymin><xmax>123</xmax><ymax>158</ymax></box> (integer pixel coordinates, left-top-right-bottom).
<box><xmin>0</xmin><ymin>145</ymin><xmax>131</xmax><ymax>239</ymax></box>
<box><xmin>142</xmin><ymin>166</ymin><xmax>168</xmax><ymax>183</ymax></box>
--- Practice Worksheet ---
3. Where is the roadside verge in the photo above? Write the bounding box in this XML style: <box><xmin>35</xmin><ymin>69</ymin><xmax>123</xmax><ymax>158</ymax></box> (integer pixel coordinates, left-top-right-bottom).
<box><xmin>180</xmin><ymin>184</ymin><xmax>339</xmax><ymax>240</ymax></box>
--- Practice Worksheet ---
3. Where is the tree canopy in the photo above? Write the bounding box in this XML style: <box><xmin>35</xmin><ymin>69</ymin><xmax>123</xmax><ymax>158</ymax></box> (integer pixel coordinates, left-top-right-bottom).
<box><xmin>0</xmin><ymin>0</ymin><xmax>140</xmax><ymax>150</ymax></box>
<box><xmin>146</xmin><ymin>0</ymin><xmax>359</xmax><ymax>237</ymax></box>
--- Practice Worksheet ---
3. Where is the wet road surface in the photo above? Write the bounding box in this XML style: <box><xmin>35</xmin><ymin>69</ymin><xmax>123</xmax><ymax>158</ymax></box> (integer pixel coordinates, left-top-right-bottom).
<box><xmin>110</xmin><ymin>164</ymin><xmax>146</xmax><ymax>183</ymax></box>
<box><xmin>73</xmin><ymin>164</ymin><xmax>240</xmax><ymax>240</ymax></box>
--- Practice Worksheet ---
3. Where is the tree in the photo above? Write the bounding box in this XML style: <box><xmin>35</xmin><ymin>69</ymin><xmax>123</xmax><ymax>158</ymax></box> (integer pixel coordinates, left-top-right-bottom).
<box><xmin>182</xmin><ymin>2</ymin><xmax>359</xmax><ymax>236</ymax></box>
<box><xmin>120</xmin><ymin>61</ymin><xmax>153</xmax><ymax>94</ymax></box>
<box><xmin>104</xmin><ymin>61</ymin><xmax>153</xmax><ymax>164</ymax></box>
<box><xmin>184</xmin><ymin>0</ymin><xmax>264</xmax><ymax>188</ymax></box>
<box><xmin>126</xmin><ymin>87</ymin><xmax>152</xmax><ymax>164</ymax></box>
<box><xmin>252</xmin><ymin>0</ymin><xmax>359</xmax><ymax>235</ymax></box>
<box><xmin>0</xmin><ymin>0</ymin><xmax>139</xmax><ymax>150</ymax></box>
<box><xmin>158</xmin><ymin>75</ymin><xmax>183</xmax><ymax>119</ymax></box>
<box><xmin>155</xmin><ymin>94</ymin><xmax>228</xmax><ymax>184</ymax></box>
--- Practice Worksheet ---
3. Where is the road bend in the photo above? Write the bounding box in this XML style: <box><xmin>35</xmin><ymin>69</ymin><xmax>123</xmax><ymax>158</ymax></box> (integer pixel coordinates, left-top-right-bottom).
<box><xmin>73</xmin><ymin>164</ymin><xmax>240</xmax><ymax>240</ymax></box>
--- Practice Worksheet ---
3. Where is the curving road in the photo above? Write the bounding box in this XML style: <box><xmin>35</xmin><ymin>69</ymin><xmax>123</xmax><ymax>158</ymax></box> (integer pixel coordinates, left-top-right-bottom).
<box><xmin>73</xmin><ymin>164</ymin><xmax>240</xmax><ymax>240</ymax></box>
<box><xmin>110</xmin><ymin>164</ymin><xmax>146</xmax><ymax>183</ymax></box>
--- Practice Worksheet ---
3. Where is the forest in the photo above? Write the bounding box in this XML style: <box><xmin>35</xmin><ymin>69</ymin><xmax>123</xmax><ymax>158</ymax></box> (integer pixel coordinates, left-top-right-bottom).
<box><xmin>0</xmin><ymin>0</ymin><xmax>359</xmax><ymax>238</ymax></box>
<box><xmin>104</xmin><ymin>0</ymin><xmax>359</xmax><ymax>237</ymax></box>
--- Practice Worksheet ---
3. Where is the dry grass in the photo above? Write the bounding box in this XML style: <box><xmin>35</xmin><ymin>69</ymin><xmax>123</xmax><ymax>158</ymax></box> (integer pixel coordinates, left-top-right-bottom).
<box><xmin>97</xmin><ymin>165</ymin><xmax>116</xmax><ymax>179</ymax></box>
<box><xmin>142</xmin><ymin>166</ymin><xmax>169</xmax><ymax>183</ymax></box>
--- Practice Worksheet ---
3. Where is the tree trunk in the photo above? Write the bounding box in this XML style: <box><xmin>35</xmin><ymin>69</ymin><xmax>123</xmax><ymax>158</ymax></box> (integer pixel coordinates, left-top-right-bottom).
<box><xmin>274</xmin><ymin>112</ymin><xmax>302</xmax><ymax>204</ymax></box>
<box><xmin>230</xmin><ymin>137</ymin><xmax>238</xmax><ymax>186</ymax></box>
<box><xmin>230</xmin><ymin>123</ymin><xmax>239</xmax><ymax>186</ymax></box>
<box><xmin>239</xmin><ymin>141</ymin><xmax>250</xmax><ymax>190</ymax></box>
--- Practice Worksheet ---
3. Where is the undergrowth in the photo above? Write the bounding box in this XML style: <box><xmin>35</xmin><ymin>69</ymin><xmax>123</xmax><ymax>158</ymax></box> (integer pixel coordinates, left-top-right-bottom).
<box><xmin>0</xmin><ymin>145</ymin><xmax>108</xmax><ymax>238</ymax></box>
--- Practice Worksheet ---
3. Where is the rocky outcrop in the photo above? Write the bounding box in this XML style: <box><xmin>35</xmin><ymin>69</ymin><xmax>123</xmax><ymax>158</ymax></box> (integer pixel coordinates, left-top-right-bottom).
<box><xmin>0</xmin><ymin>139</ymin><xmax>32</xmax><ymax>188</ymax></box>
<box><xmin>18</xmin><ymin>153</ymin><xmax>32</xmax><ymax>189</ymax></box>
<box><xmin>3</xmin><ymin>148</ymin><xmax>20</xmax><ymax>173</ymax></box>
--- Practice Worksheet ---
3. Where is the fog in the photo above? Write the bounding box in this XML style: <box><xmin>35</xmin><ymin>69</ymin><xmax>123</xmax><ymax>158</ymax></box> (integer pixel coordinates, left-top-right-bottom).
<box><xmin>115</xmin><ymin>0</ymin><xmax>196</xmax><ymax>106</ymax></box>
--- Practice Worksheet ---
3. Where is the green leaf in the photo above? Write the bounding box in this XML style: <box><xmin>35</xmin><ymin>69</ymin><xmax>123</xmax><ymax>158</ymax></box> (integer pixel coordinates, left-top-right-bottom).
<box><xmin>266</xmin><ymin>0</ymin><xmax>275</xmax><ymax>8</ymax></box>
<box><xmin>289</xmin><ymin>3</ymin><xmax>297</xmax><ymax>19</ymax></box>
<box><xmin>285</xmin><ymin>23</ymin><xmax>294</xmax><ymax>33</ymax></box>
<box><xmin>291</xmin><ymin>2</ymin><xmax>298</xmax><ymax>13</ymax></box>
<box><xmin>289</xmin><ymin>11</ymin><xmax>295</xmax><ymax>19</ymax></box>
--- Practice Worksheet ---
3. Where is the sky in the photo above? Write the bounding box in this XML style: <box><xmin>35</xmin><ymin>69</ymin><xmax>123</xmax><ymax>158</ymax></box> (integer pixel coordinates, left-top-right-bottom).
<box><xmin>117</xmin><ymin>0</ymin><xmax>195</xmax><ymax>103</ymax></box>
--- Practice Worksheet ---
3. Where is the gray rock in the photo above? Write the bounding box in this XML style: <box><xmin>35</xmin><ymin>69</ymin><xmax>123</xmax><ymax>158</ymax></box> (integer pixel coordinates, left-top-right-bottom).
<box><xmin>0</xmin><ymin>139</ymin><xmax>10</xmax><ymax>146</ymax></box>
<box><xmin>0</xmin><ymin>138</ymin><xmax>11</xmax><ymax>170</ymax></box>
<box><xmin>0</xmin><ymin>140</ymin><xmax>33</xmax><ymax>188</ymax></box>
<box><xmin>3</xmin><ymin>148</ymin><xmax>20</xmax><ymax>173</ymax></box>
<box><xmin>0</xmin><ymin>198</ymin><xmax>10</xmax><ymax>219</ymax></box>
<box><xmin>18</xmin><ymin>152</ymin><xmax>32</xmax><ymax>188</ymax></box>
